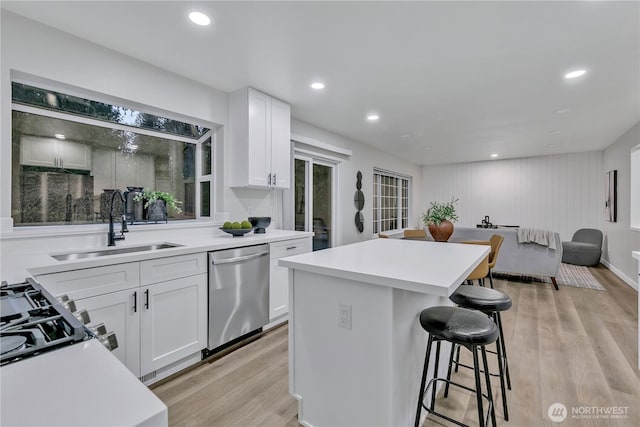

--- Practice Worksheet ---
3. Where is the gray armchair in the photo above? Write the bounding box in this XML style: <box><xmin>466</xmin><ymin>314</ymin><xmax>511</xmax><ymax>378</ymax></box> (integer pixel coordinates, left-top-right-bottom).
<box><xmin>561</xmin><ymin>228</ymin><xmax>602</xmax><ymax>266</ymax></box>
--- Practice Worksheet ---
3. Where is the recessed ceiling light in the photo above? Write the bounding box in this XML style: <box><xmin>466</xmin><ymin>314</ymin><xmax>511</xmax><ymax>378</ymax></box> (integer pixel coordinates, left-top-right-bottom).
<box><xmin>490</xmin><ymin>153</ymin><xmax>499</xmax><ymax>158</ymax></box>
<box><xmin>564</xmin><ymin>69</ymin><xmax>586</xmax><ymax>79</ymax></box>
<box><xmin>555</xmin><ymin>108</ymin><xmax>570</xmax><ymax>114</ymax></box>
<box><xmin>547</xmin><ymin>144</ymin><xmax>557</xmax><ymax>148</ymax></box>
<box><xmin>310</xmin><ymin>82</ymin><xmax>325</xmax><ymax>90</ymax></box>
<box><xmin>54</xmin><ymin>133</ymin><xmax>65</xmax><ymax>140</ymax></box>
<box><xmin>188</xmin><ymin>11</ymin><xmax>211</xmax><ymax>26</ymax></box>
<box><xmin>550</xmin><ymin>129</ymin><xmax>561</xmax><ymax>134</ymax></box>
<box><xmin>367</xmin><ymin>114</ymin><xmax>379</xmax><ymax>121</ymax></box>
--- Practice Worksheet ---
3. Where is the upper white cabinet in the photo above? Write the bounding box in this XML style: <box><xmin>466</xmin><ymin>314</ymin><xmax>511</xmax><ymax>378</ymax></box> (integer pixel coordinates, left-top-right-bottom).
<box><xmin>229</xmin><ymin>87</ymin><xmax>291</xmax><ymax>189</ymax></box>
<box><xmin>20</xmin><ymin>135</ymin><xmax>91</xmax><ymax>170</ymax></box>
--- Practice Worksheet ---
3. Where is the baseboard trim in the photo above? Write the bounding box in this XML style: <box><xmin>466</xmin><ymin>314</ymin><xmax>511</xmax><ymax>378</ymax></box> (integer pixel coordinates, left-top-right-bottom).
<box><xmin>601</xmin><ymin>259</ymin><xmax>638</xmax><ymax>291</ymax></box>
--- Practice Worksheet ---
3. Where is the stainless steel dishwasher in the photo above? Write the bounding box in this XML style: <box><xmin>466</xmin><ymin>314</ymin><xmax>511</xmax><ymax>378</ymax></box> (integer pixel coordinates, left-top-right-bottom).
<box><xmin>207</xmin><ymin>244</ymin><xmax>270</xmax><ymax>351</ymax></box>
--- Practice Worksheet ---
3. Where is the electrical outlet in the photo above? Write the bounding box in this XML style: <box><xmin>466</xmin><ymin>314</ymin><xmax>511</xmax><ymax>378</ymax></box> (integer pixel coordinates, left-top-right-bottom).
<box><xmin>338</xmin><ymin>304</ymin><xmax>352</xmax><ymax>329</ymax></box>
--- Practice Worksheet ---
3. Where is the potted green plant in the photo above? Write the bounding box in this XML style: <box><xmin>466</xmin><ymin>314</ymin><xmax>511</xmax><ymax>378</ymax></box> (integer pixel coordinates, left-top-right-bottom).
<box><xmin>133</xmin><ymin>189</ymin><xmax>182</xmax><ymax>222</ymax></box>
<box><xmin>422</xmin><ymin>198</ymin><xmax>459</xmax><ymax>241</ymax></box>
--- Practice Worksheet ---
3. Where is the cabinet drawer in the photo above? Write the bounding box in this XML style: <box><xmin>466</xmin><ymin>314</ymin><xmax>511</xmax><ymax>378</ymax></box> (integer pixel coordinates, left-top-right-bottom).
<box><xmin>140</xmin><ymin>253</ymin><xmax>207</xmax><ymax>285</ymax></box>
<box><xmin>35</xmin><ymin>263</ymin><xmax>139</xmax><ymax>300</ymax></box>
<box><xmin>270</xmin><ymin>238</ymin><xmax>311</xmax><ymax>259</ymax></box>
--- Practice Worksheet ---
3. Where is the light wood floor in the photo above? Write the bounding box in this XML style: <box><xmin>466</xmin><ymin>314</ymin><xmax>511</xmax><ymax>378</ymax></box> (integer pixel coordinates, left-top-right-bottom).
<box><xmin>152</xmin><ymin>265</ymin><xmax>638</xmax><ymax>426</ymax></box>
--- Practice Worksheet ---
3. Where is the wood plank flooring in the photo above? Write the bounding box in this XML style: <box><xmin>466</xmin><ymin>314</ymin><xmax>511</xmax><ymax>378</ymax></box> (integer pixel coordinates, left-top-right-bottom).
<box><xmin>151</xmin><ymin>265</ymin><xmax>638</xmax><ymax>426</ymax></box>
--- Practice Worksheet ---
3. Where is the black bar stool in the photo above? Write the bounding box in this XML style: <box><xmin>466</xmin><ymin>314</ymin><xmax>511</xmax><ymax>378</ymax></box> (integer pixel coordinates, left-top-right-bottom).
<box><xmin>448</xmin><ymin>285</ymin><xmax>512</xmax><ymax>421</ymax></box>
<box><xmin>415</xmin><ymin>306</ymin><xmax>499</xmax><ymax>427</ymax></box>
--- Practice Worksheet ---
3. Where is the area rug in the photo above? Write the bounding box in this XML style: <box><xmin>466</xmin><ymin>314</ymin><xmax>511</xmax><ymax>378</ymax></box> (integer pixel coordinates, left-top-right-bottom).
<box><xmin>548</xmin><ymin>263</ymin><xmax>606</xmax><ymax>290</ymax></box>
<box><xmin>494</xmin><ymin>263</ymin><xmax>606</xmax><ymax>291</ymax></box>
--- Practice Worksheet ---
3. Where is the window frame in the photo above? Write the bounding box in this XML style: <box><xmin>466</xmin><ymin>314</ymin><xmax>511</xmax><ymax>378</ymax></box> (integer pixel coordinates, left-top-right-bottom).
<box><xmin>372</xmin><ymin>168</ymin><xmax>412</xmax><ymax>235</ymax></box>
<box><xmin>293</xmin><ymin>149</ymin><xmax>340</xmax><ymax>249</ymax></box>
<box><xmin>9</xmin><ymin>79</ymin><xmax>218</xmax><ymax>228</ymax></box>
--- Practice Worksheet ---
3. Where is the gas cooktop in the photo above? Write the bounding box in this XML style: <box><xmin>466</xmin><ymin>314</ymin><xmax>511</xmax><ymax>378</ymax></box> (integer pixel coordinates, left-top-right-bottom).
<box><xmin>0</xmin><ymin>278</ymin><xmax>92</xmax><ymax>366</ymax></box>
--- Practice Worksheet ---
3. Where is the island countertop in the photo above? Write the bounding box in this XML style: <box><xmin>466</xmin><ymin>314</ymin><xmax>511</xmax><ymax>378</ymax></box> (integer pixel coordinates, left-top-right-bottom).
<box><xmin>279</xmin><ymin>238</ymin><xmax>490</xmax><ymax>296</ymax></box>
<box><xmin>281</xmin><ymin>237</ymin><xmax>491</xmax><ymax>426</ymax></box>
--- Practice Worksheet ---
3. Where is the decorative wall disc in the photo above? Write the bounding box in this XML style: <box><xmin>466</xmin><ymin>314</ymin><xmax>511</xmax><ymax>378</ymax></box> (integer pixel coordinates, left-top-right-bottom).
<box><xmin>355</xmin><ymin>171</ymin><xmax>364</xmax><ymax>233</ymax></box>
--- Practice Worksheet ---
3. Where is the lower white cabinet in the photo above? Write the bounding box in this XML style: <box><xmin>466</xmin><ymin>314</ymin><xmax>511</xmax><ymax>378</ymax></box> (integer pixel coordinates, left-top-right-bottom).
<box><xmin>140</xmin><ymin>274</ymin><xmax>207</xmax><ymax>376</ymax></box>
<box><xmin>36</xmin><ymin>253</ymin><xmax>207</xmax><ymax>382</ymax></box>
<box><xmin>73</xmin><ymin>288</ymin><xmax>141</xmax><ymax>376</ymax></box>
<box><xmin>269</xmin><ymin>238</ymin><xmax>312</xmax><ymax>320</ymax></box>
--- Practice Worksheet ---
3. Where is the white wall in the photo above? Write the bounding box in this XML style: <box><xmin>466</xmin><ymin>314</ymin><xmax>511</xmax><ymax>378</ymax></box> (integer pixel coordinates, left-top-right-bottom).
<box><xmin>0</xmin><ymin>11</ymin><xmax>277</xmax><ymax>230</ymax></box>
<box><xmin>0</xmin><ymin>11</ymin><xmax>417</xmax><ymax>257</ymax></box>
<box><xmin>602</xmin><ymin>123</ymin><xmax>640</xmax><ymax>287</ymax></box>
<box><xmin>421</xmin><ymin>152</ymin><xmax>603</xmax><ymax>241</ymax></box>
<box><xmin>291</xmin><ymin>120</ymin><xmax>423</xmax><ymax>246</ymax></box>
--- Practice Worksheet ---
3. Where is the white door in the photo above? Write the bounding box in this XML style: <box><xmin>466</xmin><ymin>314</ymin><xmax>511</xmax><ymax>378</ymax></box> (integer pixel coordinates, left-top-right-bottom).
<box><xmin>270</xmin><ymin>98</ymin><xmax>291</xmax><ymax>189</ymax></box>
<box><xmin>294</xmin><ymin>156</ymin><xmax>336</xmax><ymax>251</ymax></box>
<box><xmin>75</xmin><ymin>289</ymin><xmax>141</xmax><ymax>377</ymax></box>
<box><xmin>269</xmin><ymin>239</ymin><xmax>311</xmax><ymax>320</ymax></box>
<box><xmin>58</xmin><ymin>140</ymin><xmax>91</xmax><ymax>170</ymax></box>
<box><xmin>20</xmin><ymin>136</ymin><xmax>57</xmax><ymax>167</ymax></box>
<box><xmin>247</xmin><ymin>88</ymin><xmax>272</xmax><ymax>187</ymax></box>
<box><xmin>140</xmin><ymin>274</ymin><xmax>207</xmax><ymax>375</ymax></box>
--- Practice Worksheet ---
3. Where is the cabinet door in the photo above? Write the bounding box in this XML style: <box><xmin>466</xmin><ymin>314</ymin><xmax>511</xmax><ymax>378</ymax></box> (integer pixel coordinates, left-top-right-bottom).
<box><xmin>20</xmin><ymin>136</ymin><xmax>57</xmax><ymax>167</ymax></box>
<box><xmin>36</xmin><ymin>262</ymin><xmax>139</xmax><ymax>301</ymax></box>
<box><xmin>247</xmin><ymin>89</ymin><xmax>272</xmax><ymax>188</ymax></box>
<box><xmin>139</xmin><ymin>253</ymin><xmax>207</xmax><ymax>286</ymax></box>
<box><xmin>75</xmin><ymin>289</ymin><xmax>141</xmax><ymax>377</ymax></box>
<box><xmin>269</xmin><ymin>238</ymin><xmax>312</xmax><ymax>320</ymax></box>
<box><xmin>140</xmin><ymin>274</ymin><xmax>207</xmax><ymax>376</ymax></box>
<box><xmin>270</xmin><ymin>98</ymin><xmax>291</xmax><ymax>189</ymax></box>
<box><xmin>58</xmin><ymin>140</ymin><xmax>91</xmax><ymax>170</ymax></box>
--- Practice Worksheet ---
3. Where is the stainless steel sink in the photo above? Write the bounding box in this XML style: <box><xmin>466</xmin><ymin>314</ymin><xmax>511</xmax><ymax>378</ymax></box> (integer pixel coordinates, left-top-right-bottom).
<box><xmin>51</xmin><ymin>243</ymin><xmax>183</xmax><ymax>261</ymax></box>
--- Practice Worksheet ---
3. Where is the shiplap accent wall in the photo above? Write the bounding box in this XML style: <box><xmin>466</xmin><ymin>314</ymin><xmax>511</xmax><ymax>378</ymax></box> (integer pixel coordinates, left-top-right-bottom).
<box><xmin>421</xmin><ymin>152</ymin><xmax>603</xmax><ymax>241</ymax></box>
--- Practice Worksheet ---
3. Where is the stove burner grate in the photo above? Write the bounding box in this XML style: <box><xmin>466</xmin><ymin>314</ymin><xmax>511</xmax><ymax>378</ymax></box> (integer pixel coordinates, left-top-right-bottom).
<box><xmin>0</xmin><ymin>278</ymin><xmax>91</xmax><ymax>366</ymax></box>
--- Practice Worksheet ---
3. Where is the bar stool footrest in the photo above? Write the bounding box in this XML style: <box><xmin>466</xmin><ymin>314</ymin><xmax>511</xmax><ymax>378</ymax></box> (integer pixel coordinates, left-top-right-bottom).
<box><xmin>418</xmin><ymin>377</ymin><xmax>493</xmax><ymax>427</ymax></box>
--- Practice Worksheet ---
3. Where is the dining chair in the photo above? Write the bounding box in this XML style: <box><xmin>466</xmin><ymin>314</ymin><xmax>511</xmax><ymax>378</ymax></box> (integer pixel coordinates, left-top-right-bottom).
<box><xmin>487</xmin><ymin>235</ymin><xmax>504</xmax><ymax>289</ymax></box>
<box><xmin>403</xmin><ymin>229</ymin><xmax>427</xmax><ymax>239</ymax></box>
<box><xmin>461</xmin><ymin>240</ymin><xmax>490</xmax><ymax>286</ymax></box>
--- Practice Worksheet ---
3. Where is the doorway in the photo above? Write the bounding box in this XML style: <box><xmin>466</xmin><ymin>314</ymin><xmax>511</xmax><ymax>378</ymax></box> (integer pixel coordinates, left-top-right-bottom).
<box><xmin>294</xmin><ymin>156</ymin><xmax>335</xmax><ymax>251</ymax></box>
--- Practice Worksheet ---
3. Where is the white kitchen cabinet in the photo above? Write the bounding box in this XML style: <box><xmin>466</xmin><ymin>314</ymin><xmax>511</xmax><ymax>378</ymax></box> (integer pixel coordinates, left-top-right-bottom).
<box><xmin>229</xmin><ymin>87</ymin><xmax>291</xmax><ymax>189</ymax></box>
<box><xmin>36</xmin><ymin>253</ymin><xmax>207</xmax><ymax>383</ymax></box>
<box><xmin>35</xmin><ymin>262</ymin><xmax>140</xmax><ymax>301</ymax></box>
<box><xmin>269</xmin><ymin>238</ymin><xmax>312</xmax><ymax>320</ymax></box>
<box><xmin>73</xmin><ymin>288</ymin><xmax>141</xmax><ymax>377</ymax></box>
<box><xmin>20</xmin><ymin>135</ymin><xmax>91</xmax><ymax>170</ymax></box>
<box><xmin>140</xmin><ymin>274</ymin><xmax>207</xmax><ymax>375</ymax></box>
<box><xmin>92</xmin><ymin>149</ymin><xmax>155</xmax><ymax>193</ymax></box>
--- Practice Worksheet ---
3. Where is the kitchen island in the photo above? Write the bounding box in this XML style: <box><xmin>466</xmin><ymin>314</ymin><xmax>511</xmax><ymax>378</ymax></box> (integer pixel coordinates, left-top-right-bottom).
<box><xmin>279</xmin><ymin>238</ymin><xmax>489</xmax><ymax>427</ymax></box>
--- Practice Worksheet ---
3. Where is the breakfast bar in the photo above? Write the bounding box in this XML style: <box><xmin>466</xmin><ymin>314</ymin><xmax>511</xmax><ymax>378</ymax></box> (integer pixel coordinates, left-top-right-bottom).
<box><xmin>279</xmin><ymin>238</ymin><xmax>489</xmax><ymax>427</ymax></box>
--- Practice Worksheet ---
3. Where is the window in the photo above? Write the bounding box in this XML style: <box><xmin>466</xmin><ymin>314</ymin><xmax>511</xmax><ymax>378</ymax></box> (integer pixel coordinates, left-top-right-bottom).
<box><xmin>373</xmin><ymin>168</ymin><xmax>411</xmax><ymax>234</ymax></box>
<box><xmin>11</xmin><ymin>82</ymin><xmax>215</xmax><ymax>226</ymax></box>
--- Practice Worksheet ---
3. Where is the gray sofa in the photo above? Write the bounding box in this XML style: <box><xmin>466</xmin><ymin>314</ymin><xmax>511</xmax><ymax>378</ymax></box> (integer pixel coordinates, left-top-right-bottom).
<box><xmin>449</xmin><ymin>227</ymin><xmax>562</xmax><ymax>289</ymax></box>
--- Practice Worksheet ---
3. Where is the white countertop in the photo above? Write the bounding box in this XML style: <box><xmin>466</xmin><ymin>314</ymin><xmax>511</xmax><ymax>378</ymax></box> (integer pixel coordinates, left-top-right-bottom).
<box><xmin>3</xmin><ymin>229</ymin><xmax>312</xmax><ymax>281</ymax></box>
<box><xmin>0</xmin><ymin>339</ymin><xmax>167</xmax><ymax>427</ymax></box>
<box><xmin>279</xmin><ymin>238</ymin><xmax>489</xmax><ymax>296</ymax></box>
<box><xmin>0</xmin><ymin>227</ymin><xmax>312</xmax><ymax>426</ymax></box>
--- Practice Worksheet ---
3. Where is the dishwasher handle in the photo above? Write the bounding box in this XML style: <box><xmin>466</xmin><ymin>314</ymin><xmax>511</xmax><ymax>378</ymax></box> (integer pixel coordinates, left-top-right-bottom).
<box><xmin>211</xmin><ymin>251</ymin><xmax>269</xmax><ymax>265</ymax></box>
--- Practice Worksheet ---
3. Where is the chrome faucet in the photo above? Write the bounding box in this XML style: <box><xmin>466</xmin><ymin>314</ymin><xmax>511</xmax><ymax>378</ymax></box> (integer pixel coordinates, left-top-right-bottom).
<box><xmin>107</xmin><ymin>190</ymin><xmax>129</xmax><ymax>246</ymax></box>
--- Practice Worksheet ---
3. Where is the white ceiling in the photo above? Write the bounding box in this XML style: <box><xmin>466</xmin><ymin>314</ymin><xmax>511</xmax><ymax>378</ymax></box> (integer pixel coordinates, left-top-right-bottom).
<box><xmin>3</xmin><ymin>1</ymin><xmax>639</xmax><ymax>165</ymax></box>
